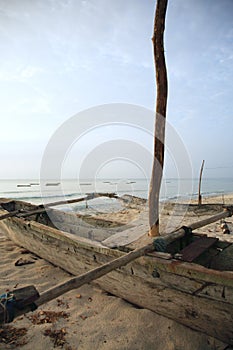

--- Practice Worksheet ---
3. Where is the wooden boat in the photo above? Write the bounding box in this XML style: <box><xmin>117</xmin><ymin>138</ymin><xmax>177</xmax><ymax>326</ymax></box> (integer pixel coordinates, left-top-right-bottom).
<box><xmin>0</xmin><ymin>197</ymin><xmax>233</xmax><ymax>345</ymax></box>
<box><xmin>45</xmin><ymin>182</ymin><xmax>60</xmax><ymax>186</ymax></box>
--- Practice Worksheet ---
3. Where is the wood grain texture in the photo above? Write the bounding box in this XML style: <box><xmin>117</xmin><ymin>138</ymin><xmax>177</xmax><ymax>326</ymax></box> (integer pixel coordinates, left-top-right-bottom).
<box><xmin>148</xmin><ymin>0</ymin><xmax>168</xmax><ymax>237</ymax></box>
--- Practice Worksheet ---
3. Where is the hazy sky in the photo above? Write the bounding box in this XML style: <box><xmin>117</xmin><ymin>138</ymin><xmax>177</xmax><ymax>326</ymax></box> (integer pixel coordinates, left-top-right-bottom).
<box><xmin>0</xmin><ymin>0</ymin><xmax>232</xmax><ymax>179</ymax></box>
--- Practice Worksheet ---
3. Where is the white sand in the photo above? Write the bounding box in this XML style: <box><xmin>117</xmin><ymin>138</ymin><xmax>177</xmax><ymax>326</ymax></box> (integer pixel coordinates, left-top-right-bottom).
<box><xmin>1</xmin><ymin>194</ymin><xmax>233</xmax><ymax>349</ymax></box>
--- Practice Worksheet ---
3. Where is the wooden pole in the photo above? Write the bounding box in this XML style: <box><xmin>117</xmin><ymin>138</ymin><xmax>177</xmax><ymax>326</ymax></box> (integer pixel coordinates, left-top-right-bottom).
<box><xmin>37</xmin><ymin>242</ymin><xmax>156</xmax><ymax>306</ymax></box>
<box><xmin>163</xmin><ymin>208</ymin><xmax>232</xmax><ymax>244</ymax></box>
<box><xmin>0</xmin><ymin>193</ymin><xmax>118</xmax><ymax>221</ymax></box>
<box><xmin>42</xmin><ymin>192</ymin><xmax>118</xmax><ymax>208</ymax></box>
<box><xmin>198</xmin><ymin>160</ymin><xmax>205</xmax><ymax>207</ymax></box>
<box><xmin>149</xmin><ymin>0</ymin><xmax>168</xmax><ymax>237</ymax></box>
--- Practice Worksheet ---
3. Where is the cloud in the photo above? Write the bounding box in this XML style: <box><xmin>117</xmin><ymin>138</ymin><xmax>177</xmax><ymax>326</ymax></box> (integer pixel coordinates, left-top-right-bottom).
<box><xmin>0</xmin><ymin>0</ymin><xmax>232</xmax><ymax>179</ymax></box>
<box><xmin>0</xmin><ymin>65</ymin><xmax>44</xmax><ymax>83</ymax></box>
<box><xmin>16</xmin><ymin>96</ymin><xmax>51</xmax><ymax>114</ymax></box>
<box><xmin>20</xmin><ymin>66</ymin><xmax>44</xmax><ymax>79</ymax></box>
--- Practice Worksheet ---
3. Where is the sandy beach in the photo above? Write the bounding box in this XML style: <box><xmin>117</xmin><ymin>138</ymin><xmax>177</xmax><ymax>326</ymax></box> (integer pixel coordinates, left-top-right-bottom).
<box><xmin>1</xmin><ymin>194</ymin><xmax>233</xmax><ymax>349</ymax></box>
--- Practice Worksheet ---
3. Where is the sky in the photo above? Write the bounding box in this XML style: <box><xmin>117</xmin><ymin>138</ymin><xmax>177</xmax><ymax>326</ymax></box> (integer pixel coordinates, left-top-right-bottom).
<box><xmin>0</xmin><ymin>0</ymin><xmax>232</xmax><ymax>180</ymax></box>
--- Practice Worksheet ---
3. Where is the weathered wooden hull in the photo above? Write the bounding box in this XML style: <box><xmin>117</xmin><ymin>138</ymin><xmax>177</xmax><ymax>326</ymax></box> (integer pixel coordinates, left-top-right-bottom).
<box><xmin>0</xmin><ymin>200</ymin><xmax>233</xmax><ymax>345</ymax></box>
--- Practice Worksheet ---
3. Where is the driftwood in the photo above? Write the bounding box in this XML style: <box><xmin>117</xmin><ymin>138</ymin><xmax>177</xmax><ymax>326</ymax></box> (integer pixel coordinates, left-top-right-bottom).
<box><xmin>0</xmin><ymin>193</ymin><xmax>118</xmax><ymax>221</ymax></box>
<box><xmin>149</xmin><ymin>0</ymin><xmax>168</xmax><ymax>237</ymax></box>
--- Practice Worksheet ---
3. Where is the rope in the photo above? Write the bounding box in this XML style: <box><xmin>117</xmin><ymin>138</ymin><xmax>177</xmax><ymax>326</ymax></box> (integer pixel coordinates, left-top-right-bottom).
<box><xmin>153</xmin><ymin>238</ymin><xmax>167</xmax><ymax>252</ymax></box>
<box><xmin>153</xmin><ymin>226</ymin><xmax>193</xmax><ymax>253</ymax></box>
<box><xmin>0</xmin><ymin>292</ymin><xmax>15</xmax><ymax>323</ymax></box>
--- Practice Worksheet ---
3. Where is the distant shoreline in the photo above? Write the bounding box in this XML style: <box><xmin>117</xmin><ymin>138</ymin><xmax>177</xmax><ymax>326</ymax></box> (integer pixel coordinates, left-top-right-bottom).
<box><xmin>0</xmin><ymin>178</ymin><xmax>232</xmax><ymax>208</ymax></box>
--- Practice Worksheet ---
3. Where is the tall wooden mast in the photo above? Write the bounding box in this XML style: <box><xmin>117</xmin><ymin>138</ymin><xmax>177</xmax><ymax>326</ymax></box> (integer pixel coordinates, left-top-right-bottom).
<box><xmin>149</xmin><ymin>0</ymin><xmax>168</xmax><ymax>237</ymax></box>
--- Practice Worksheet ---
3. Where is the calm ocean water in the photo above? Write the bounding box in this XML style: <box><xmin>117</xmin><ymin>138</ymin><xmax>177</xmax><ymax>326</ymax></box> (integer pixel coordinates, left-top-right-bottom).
<box><xmin>0</xmin><ymin>178</ymin><xmax>232</xmax><ymax>212</ymax></box>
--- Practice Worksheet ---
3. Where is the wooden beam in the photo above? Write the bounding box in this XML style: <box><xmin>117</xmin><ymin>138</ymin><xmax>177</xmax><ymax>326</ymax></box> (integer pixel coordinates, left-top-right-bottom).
<box><xmin>37</xmin><ymin>242</ymin><xmax>156</xmax><ymax>306</ymax></box>
<box><xmin>161</xmin><ymin>208</ymin><xmax>232</xmax><ymax>246</ymax></box>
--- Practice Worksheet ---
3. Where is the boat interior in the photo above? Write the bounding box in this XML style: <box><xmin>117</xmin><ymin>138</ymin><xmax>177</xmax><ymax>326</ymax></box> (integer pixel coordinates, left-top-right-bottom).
<box><xmin>1</xmin><ymin>198</ymin><xmax>233</xmax><ymax>272</ymax></box>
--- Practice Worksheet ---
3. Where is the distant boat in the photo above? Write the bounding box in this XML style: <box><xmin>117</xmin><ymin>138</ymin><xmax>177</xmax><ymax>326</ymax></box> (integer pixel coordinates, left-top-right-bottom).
<box><xmin>80</xmin><ymin>183</ymin><xmax>92</xmax><ymax>186</ymax></box>
<box><xmin>17</xmin><ymin>184</ymin><xmax>31</xmax><ymax>187</ymax></box>
<box><xmin>126</xmin><ymin>181</ymin><xmax>136</xmax><ymax>184</ymax></box>
<box><xmin>45</xmin><ymin>182</ymin><xmax>60</xmax><ymax>186</ymax></box>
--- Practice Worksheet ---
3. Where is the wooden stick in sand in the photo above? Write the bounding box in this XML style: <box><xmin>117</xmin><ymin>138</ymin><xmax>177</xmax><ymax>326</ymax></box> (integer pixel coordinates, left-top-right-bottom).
<box><xmin>198</xmin><ymin>160</ymin><xmax>205</xmax><ymax>207</ymax></box>
<box><xmin>149</xmin><ymin>0</ymin><xmax>168</xmax><ymax>237</ymax></box>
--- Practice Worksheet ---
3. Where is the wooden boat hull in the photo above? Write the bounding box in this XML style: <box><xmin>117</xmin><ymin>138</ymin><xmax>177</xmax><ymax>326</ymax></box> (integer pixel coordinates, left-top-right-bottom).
<box><xmin>0</xmin><ymin>200</ymin><xmax>233</xmax><ymax>345</ymax></box>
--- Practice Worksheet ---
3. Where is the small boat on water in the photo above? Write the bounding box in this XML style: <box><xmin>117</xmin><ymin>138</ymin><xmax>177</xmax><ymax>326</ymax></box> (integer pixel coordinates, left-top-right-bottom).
<box><xmin>45</xmin><ymin>182</ymin><xmax>60</xmax><ymax>186</ymax></box>
<box><xmin>0</xmin><ymin>196</ymin><xmax>233</xmax><ymax>344</ymax></box>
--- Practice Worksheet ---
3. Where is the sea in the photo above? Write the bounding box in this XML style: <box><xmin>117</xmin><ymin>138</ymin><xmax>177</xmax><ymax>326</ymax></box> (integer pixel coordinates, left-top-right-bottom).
<box><xmin>0</xmin><ymin>178</ymin><xmax>232</xmax><ymax>213</ymax></box>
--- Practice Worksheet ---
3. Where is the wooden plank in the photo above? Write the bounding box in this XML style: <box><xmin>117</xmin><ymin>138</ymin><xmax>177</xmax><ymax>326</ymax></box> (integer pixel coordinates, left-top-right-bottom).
<box><xmin>102</xmin><ymin>222</ymin><xmax>148</xmax><ymax>248</ymax></box>
<box><xmin>96</xmin><ymin>271</ymin><xmax>233</xmax><ymax>345</ymax></box>
<box><xmin>178</xmin><ymin>237</ymin><xmax>218</xmax><ymax>262</ymax></box>
<box><xmin>196</xmin><ymin>284</ymin><xmax>233</xmax><ymax>304</ymax></box>
<box><xmin>144</xmin><ymin>255</ymin><xmax>233</xmax><ymax>288</ymax></box>
<box><xmin>158</xmin><ymin>270</ymin><xmax>204</xmax><ymax>294</ymax></box>
<box><xmin>6</xmin><ymin>266</ymin><xmax>233</xmax><ymax>344</ymax></box>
